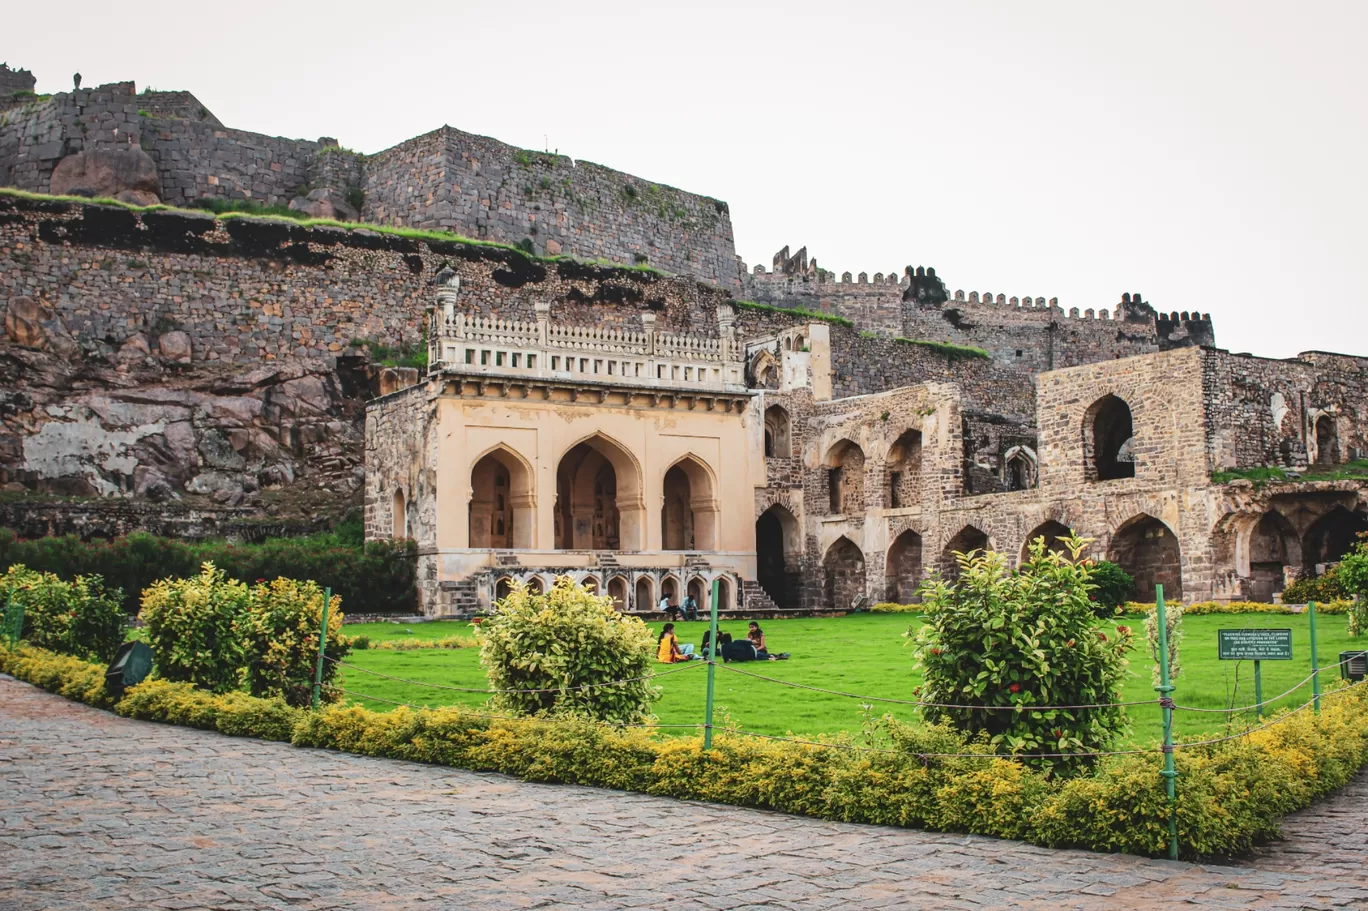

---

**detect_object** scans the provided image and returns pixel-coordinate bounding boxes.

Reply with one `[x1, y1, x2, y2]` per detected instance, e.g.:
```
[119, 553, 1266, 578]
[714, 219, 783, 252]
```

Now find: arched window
[607, 576, 628, 611]
[633, 576, 653, 612]
[392, 489, 406, 539]
[1314, 415, 1339, 467]
[825, 440, 865, 515]
[1004, 446, 1037, 491]
[494, 576, 514, 604]
[886, 430, 922, 508]
[1085, 395, 1136, 481]
[764, 405, 792, 458]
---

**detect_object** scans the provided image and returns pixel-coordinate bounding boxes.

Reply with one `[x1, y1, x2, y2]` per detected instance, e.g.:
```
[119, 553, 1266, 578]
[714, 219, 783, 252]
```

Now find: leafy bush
[1086, 560, 1134, 617]
[1282, 567, 1349, 604]
[242, 578, 348, 706]
[2, 564, 126, 662]
[869, 602, 919, 614]
[140, 563, 249, 693]
[911, 537, 1134, 770]
[0, 528, 417, 615]
[8, 641, 1368, 859]
[1337, 540, 1368, 603]
[1124, 599, 1353, 616]
[373, 635, 476, 650]
[479, 577, 659, 724]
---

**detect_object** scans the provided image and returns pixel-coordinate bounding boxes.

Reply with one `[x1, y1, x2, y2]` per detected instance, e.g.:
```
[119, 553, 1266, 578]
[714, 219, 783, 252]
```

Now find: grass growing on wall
[0, 188, 665, 277]
[732, 299, 854, 327]
[1211, 459, 1368, 486]
[893, 337, 990, 360]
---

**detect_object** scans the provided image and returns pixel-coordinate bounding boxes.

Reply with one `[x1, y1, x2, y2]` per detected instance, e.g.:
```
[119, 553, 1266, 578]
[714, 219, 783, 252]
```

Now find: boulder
[49, 148, 162, 206]
[378, 367, 421, 396]
[117, 333, 150, 362]
[132, 465, 176, 502]
[4, 296, 77, 355]
[288, 187, 359, 223]
[157, 330, 193, 363]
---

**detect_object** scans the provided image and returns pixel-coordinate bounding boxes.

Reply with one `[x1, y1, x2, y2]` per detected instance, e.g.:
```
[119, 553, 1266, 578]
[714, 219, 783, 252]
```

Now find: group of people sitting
[658, 594, 699, 622]
[656, 621, 790, 663]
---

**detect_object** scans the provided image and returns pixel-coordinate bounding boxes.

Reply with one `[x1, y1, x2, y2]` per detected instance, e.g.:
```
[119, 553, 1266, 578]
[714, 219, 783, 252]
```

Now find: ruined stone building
[1, 67, 1364, 614]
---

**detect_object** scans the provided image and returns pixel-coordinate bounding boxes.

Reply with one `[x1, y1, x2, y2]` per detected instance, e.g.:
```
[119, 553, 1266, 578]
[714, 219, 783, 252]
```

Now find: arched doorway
[661, 576, 680, 610]
[756, 504, 800, 608]
[941, 525, 989, 578]
[885, 530, 923, 604]
[660, 456, 718, 551]
[1246, 511, 1299, 602]
[494, 576, 514, 604]
[607, 576, 628, 611]
[392, 489, 406, 539]
[554, 435, 642, 550]
[716, 576, 734, 611]
[1108, 515, 1182, 602]
[1314, 415, 1339, 467]
[581, 575, 599, 595]
[1021, 520, 1073, 562]
[526, 576, 545, 595]
[469, 447, 534, 549]
[825, 439, 866, 515]
[823, 536, 866, 610]
[764, 405, 792, 458]
[886, 430, 922, 508]
[1086, 395, 1136, 481]
[634, 576, 653, 612]
[1303, 506, 1368, 573]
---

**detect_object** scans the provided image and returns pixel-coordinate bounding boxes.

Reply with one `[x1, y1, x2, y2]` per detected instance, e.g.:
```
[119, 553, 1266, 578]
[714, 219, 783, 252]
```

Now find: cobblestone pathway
[1, 676, 1365, 911]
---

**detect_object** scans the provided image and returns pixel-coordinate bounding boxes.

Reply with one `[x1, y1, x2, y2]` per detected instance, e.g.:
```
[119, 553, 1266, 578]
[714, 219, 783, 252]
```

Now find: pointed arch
[824, 439, 866, 515]
[633, 575, 654, 612]
[1084, 395, 1136, 481]
[1314, 414, 1340, 467]
[493, 576, 515, 604]
[823, 536, 866, 610]
[660, 574, 681, 610]
[392, 488, 407, 539]
[885, 529, 923, 604]
[469, 443, 535, 549]
[661, 454, 719, 551]
[764, 405, 792, 458]
[756, 503, 801, 608]
[1107, 514, 1182, 602]
[941, 525, 989, 578]
[607, 575, 628, 611]
[554, 432, 644, 550]
[1303, 506, 1368, 573]
[1021, 519, 1073, 563]
[886, 429, 923, 507]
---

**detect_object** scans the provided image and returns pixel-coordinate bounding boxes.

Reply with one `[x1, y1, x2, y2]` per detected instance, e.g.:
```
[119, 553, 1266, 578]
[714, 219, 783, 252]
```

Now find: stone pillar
[535, 299, 550, 347]
[511, 493, 536, 550]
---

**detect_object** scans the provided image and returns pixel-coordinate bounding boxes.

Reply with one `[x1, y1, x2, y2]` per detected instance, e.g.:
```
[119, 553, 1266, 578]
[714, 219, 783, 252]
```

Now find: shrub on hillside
[0, 528, 417, 615]
[141, 563, 249, 692]
[911, 536, 1133, 771]
[242, 578, 349, 706]
[2, 564, 126, 662]
[479, 577, 659, 724]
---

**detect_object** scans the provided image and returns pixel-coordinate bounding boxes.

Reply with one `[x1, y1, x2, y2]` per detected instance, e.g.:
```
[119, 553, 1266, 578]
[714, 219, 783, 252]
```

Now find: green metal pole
[703, 579, 721, 750]
[1253, 660, 1263, 720]
[312, 586, 333, 711]
[1309, 600, 1321, 714]
[1154, 583, 1180, 861]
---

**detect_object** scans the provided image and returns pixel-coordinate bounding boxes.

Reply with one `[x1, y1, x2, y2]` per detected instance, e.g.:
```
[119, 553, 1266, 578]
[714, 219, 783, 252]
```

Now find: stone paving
[1, 675, 1365, 911]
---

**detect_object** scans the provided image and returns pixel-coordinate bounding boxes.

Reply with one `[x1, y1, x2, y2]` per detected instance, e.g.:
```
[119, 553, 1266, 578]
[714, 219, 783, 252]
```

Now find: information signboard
[1217, 628, 1293, 661]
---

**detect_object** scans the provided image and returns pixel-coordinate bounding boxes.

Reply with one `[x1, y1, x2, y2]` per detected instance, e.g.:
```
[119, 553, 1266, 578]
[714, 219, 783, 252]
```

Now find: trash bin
[105, 641, 154, 697]
[1340, 651, 1368, 682]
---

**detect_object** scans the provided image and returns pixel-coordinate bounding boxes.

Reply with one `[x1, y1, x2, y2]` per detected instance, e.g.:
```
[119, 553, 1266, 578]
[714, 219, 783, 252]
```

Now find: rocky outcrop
[288, 187, 359, 222]
[48, 148, 162, 205]
[0, 340, 386, 522]
[4, 297, 77, 356]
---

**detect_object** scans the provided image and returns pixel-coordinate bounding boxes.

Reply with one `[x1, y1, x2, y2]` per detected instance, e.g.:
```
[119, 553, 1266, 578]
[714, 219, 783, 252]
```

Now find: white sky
[9, 0, 1366, 358]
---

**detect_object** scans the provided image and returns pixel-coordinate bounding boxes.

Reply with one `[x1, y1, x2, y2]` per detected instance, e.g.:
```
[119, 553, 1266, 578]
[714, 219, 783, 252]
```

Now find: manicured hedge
[0, 528, 417, 615]
[6, 642, 1368, 860]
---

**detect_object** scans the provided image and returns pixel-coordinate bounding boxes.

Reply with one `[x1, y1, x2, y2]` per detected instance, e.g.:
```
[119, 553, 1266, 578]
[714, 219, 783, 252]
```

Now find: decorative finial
[73, 72, 82, 90]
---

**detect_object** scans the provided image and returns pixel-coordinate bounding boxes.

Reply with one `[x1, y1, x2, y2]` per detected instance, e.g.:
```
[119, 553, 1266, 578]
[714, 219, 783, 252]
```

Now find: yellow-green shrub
[0, 642, 115, 708]
[241, 577, 347, 706]
[1124, 599, 1353, 616]
[373, 635, 476, 650]
[116, 678, 301, 742]
[3, 564, 126, 662]
[140, 563, 249, 692]
[869, 602, 919, 614]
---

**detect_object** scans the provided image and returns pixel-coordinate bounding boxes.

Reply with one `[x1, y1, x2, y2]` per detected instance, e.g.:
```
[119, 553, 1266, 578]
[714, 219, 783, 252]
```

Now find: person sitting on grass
[745, 622, 789, 661]
[656, 623, 695, 662]
[720, 631, 759, 663]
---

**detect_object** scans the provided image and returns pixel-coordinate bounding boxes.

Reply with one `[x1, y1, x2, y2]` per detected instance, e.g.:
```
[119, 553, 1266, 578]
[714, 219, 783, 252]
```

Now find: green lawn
[340, 613, 1366, 744]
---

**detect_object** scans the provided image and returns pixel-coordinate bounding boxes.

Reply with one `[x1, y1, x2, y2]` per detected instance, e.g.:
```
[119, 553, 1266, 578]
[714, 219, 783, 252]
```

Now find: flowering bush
[241, 578, 348, 706]
[2, 564, 126, 662]
[479, 576, 659, 724]
[910, 536, 1133, 771]
[140, 563, 249, 692]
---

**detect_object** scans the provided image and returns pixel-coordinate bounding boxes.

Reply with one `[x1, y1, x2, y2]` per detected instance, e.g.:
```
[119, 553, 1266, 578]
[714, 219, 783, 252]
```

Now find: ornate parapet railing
[427, 275, 745, 392]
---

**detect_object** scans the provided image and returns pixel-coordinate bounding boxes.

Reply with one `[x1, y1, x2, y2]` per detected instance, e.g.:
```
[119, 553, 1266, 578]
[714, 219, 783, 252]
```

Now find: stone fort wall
[0, 76, 738, 287]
